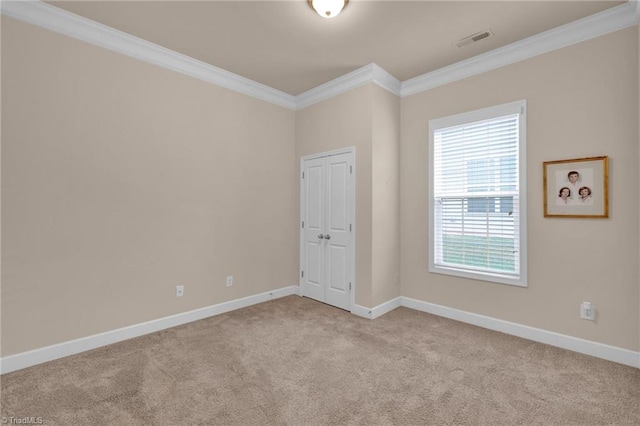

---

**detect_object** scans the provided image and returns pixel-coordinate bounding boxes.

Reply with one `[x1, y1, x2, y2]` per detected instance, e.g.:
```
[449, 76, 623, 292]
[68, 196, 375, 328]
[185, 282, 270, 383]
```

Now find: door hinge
[349, 282, 352, 290]
[350, 165, 352, 174]
[302, 171, 305, 179]
[301, 270, 304, 278]
[350, 224, 352, 232]
[302, 221, 304, 229]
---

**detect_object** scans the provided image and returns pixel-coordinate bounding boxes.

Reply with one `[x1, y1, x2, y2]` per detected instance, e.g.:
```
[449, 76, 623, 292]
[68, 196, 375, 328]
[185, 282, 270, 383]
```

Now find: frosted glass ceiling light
[308, 0, 348, 19]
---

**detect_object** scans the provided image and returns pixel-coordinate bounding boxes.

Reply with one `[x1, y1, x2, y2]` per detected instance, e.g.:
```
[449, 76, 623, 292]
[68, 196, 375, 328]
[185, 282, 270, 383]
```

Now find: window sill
[429, 264, 527, 287]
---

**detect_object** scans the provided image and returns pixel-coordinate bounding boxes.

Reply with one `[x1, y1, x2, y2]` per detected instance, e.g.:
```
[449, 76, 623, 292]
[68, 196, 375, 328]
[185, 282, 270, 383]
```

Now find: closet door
[301, 157, 326, 303]
[300, 150, 354, 311]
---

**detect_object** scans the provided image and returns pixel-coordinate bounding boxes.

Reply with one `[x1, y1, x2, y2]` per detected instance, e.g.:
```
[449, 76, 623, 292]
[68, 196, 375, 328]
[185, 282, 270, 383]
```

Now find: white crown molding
[0, 0, 297, 110]
[400, 297, 640, 369]
[295, 63, 401, 110]
[3, 1, 636, 108]
[401, 1, 638, 98]
[370, 64, 402, 98]
[0, 285, 300, 374]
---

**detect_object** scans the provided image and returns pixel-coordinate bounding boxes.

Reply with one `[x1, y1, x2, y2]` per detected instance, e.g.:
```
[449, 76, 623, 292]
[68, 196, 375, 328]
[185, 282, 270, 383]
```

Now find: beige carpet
[2, 295, 639, 425]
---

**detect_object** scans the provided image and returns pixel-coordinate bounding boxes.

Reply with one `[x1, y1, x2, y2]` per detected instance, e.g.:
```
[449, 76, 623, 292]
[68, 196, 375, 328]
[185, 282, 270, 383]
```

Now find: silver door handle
[324, 234, 331, 240]
[317, 234, 324, 239]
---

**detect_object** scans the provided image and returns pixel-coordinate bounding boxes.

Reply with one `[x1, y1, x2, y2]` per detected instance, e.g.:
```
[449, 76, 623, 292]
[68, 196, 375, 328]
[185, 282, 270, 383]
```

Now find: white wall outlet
[176, 285, 184, 297]
[226, 276, 233, 287]
[580, 301, 595, 320]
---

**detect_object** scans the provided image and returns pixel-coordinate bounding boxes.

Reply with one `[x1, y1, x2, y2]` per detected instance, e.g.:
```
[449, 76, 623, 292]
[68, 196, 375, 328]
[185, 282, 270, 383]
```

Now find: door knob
[324, 234, 331, 240]
[317, 234, 324, 239]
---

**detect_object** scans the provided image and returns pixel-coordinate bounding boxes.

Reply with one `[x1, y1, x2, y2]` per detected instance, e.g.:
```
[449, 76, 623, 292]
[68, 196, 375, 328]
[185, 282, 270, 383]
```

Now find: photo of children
[555, 169, 594, 206]
[543, 156, 608, 218]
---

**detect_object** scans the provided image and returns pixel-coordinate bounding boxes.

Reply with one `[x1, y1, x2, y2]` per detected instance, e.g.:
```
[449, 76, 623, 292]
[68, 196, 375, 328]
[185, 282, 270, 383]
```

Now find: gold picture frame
[543, 156, 608, 218]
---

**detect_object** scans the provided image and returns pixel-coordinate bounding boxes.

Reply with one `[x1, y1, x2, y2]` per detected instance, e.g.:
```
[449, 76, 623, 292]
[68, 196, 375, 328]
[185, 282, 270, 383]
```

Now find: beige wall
[295, 85, 374, 307]
[2, 14, 639, 359]
[1, 17, 298, 356]
[401, 27, 639, 351]
[371, 85, 401, 307]
[295, 84, 401, 309]
[0, 15, 3, 358]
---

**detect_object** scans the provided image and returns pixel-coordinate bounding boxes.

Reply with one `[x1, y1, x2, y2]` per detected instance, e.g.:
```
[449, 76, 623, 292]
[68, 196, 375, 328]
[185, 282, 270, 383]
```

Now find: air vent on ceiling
[456, 29, 494, 48]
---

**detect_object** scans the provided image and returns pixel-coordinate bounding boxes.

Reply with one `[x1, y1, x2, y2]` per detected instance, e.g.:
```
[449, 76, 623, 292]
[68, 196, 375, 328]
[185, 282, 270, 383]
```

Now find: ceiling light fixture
[308, 0, 349, 19]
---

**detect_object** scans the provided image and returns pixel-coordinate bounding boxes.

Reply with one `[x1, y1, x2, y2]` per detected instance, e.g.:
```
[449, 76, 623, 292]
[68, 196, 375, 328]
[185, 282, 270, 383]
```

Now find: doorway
[300, 148, 355, 311]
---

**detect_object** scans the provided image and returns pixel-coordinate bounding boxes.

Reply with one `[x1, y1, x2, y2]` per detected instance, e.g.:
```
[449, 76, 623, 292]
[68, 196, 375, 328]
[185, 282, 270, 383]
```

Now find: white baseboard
[0, 285, 300, 374]
[351, 304, 372, 319]
[401, 296, 640, 369]
[371, 296, 402, 319]
[351, 297, 402, 319]
[3, 287, 636, 373]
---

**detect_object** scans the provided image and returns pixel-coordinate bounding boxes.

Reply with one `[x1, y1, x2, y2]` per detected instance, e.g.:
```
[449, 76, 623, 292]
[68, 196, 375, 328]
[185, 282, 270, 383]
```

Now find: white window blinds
[430, 101, 526, 286]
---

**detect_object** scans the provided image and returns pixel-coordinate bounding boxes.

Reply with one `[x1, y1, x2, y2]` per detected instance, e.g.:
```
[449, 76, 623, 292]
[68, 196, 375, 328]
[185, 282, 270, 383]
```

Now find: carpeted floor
[2, 295, 639, 425]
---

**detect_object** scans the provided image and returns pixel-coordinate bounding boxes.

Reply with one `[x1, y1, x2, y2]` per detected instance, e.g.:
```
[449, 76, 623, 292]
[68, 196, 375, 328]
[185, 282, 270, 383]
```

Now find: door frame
[299, 147, 356, 312]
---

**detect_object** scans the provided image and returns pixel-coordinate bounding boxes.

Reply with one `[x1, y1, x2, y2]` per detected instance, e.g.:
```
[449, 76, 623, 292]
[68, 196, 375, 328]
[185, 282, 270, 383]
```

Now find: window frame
[428, 100, 527, 287]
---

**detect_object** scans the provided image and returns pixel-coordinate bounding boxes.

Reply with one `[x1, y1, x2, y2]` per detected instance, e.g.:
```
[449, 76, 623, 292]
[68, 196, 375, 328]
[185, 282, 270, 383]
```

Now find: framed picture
[543, 156, 608, 218]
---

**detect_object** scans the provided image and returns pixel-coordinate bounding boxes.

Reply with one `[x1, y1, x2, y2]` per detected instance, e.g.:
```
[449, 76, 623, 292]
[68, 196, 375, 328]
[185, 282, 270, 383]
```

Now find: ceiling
[48, 1, 625, 95]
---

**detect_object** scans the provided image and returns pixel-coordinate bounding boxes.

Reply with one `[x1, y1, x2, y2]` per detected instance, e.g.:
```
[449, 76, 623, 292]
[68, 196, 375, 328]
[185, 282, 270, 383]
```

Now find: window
[429, 101, 527, 287]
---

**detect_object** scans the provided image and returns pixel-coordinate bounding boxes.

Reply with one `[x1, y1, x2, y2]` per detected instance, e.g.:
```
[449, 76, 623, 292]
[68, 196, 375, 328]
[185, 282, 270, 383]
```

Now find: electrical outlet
[580, 302, 595, 320]
[226, 276, 233, 287]
[176, 285, 184, 297]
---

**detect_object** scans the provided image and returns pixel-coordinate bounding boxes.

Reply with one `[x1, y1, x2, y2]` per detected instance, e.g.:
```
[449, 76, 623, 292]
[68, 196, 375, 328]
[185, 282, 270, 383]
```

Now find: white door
[300, 149, 354, 311]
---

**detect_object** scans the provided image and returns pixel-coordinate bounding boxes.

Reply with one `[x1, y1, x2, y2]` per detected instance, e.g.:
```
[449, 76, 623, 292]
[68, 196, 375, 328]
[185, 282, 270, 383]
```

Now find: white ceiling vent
[456, 29, 494, 48]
